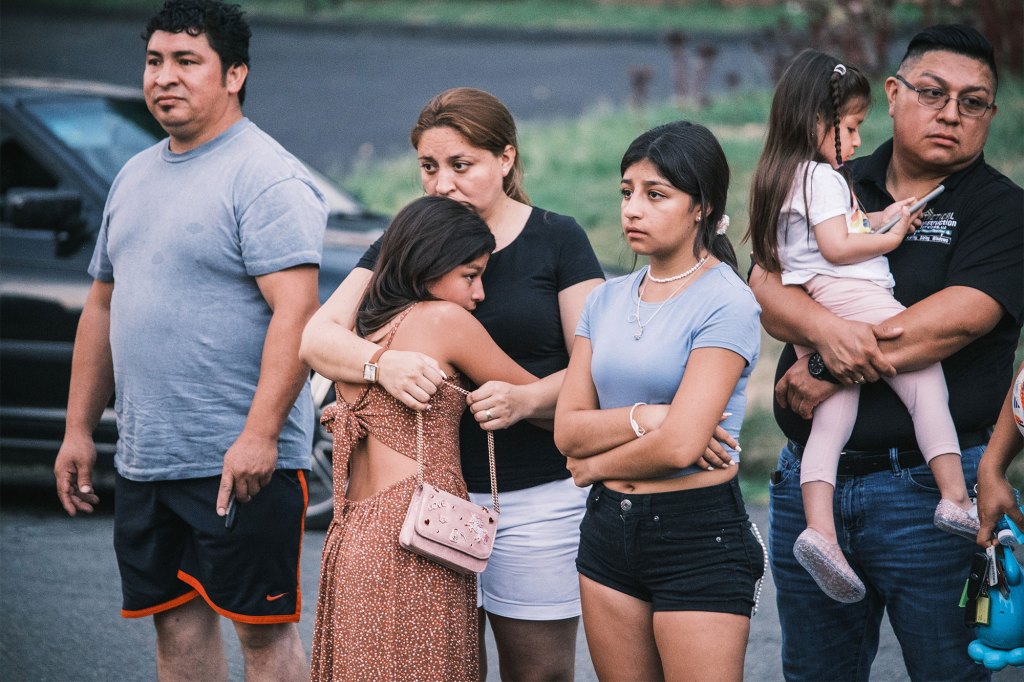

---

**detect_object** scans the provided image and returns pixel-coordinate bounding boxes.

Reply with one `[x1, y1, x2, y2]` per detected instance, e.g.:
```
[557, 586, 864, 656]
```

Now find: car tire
[306, 372, 336, 529]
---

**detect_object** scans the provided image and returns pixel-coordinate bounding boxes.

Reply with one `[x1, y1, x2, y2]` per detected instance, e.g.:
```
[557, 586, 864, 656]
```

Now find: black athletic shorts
[114, 470, 308, 624]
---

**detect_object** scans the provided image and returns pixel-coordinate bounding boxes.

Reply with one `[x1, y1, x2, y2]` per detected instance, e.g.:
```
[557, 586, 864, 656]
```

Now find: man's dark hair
[143, 0, 251, 105]
[900, 24, 998, 91]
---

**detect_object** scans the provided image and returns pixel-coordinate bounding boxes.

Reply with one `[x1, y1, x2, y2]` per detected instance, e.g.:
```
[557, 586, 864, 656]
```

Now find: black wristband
[807, 352, 841, 384]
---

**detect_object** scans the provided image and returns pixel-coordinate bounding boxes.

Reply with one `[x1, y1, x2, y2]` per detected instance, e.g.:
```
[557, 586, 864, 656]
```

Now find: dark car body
[0, 78, 384, 523]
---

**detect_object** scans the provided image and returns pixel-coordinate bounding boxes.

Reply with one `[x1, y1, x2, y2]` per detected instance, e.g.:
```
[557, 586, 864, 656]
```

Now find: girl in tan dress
[310, 196, 535, 682]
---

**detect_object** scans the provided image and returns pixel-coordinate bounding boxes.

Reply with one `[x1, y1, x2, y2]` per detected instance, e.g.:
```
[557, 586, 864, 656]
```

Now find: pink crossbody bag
[399, 383, 499, 575]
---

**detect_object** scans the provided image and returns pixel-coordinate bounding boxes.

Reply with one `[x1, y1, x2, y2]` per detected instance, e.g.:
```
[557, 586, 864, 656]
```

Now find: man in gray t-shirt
[53, 2, 326, 679]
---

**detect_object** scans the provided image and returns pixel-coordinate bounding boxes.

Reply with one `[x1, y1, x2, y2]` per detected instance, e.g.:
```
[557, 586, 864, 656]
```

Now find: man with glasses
[751, 24, 1022, 680]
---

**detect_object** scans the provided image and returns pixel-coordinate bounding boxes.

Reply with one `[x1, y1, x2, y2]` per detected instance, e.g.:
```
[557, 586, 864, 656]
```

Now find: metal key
[986, 545, 999, 587]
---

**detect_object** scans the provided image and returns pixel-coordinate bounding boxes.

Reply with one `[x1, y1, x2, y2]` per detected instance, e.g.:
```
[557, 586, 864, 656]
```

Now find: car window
[1, 135, 59, 193]
[23, 91, 367, 220]
[24, 96, 164, 186]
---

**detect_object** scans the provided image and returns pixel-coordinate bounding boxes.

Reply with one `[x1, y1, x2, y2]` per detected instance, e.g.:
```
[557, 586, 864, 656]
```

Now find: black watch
[807, 352, 841, 384]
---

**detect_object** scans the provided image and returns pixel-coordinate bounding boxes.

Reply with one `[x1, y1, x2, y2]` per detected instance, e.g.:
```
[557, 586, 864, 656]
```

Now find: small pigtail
[830, 64, 846, 169]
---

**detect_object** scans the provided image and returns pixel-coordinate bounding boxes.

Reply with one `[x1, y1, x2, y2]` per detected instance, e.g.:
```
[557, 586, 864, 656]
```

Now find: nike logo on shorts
[265, 592, 288, 601]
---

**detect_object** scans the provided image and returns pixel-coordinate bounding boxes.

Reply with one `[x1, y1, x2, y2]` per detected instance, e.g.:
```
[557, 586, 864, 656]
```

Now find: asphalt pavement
[0, 472, 951, 682]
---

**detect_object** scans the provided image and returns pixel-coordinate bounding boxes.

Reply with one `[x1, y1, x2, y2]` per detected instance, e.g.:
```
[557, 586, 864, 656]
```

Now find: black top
[357, 207, 604, 491]
[774, 139, 1024, 449]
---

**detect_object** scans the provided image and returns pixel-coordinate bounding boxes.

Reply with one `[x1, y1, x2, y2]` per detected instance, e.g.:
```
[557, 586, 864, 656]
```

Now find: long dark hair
[411, 87, 529, 204]
[744, 49, 871, 272]
[621, 120, 737, 272]
[357, 196, 496, 336]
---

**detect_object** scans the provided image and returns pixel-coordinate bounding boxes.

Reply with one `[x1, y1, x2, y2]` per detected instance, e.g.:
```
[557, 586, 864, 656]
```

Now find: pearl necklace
[646, 256, 708, 283]
[628, 260, 707, 340]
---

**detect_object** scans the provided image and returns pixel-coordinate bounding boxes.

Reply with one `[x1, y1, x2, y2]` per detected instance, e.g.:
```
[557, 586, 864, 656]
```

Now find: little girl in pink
[745, 50, 977, 603]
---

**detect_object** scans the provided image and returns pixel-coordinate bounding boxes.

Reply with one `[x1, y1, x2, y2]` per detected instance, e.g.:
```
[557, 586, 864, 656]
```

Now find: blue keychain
[968, 505, 1024, 670]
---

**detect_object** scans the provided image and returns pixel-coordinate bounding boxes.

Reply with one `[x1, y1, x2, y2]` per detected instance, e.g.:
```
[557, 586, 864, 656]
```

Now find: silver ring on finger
[485, 409, 494, 420]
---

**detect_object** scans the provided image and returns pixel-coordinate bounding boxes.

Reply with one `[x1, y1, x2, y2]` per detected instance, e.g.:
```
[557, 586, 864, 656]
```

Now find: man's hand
[377, 350, 446, 411]
[776, 357, 843, 419]
[216, 430, 278, 515]
[816, 319, 902, 384]
[54, 434, 101, 516]
[976, 467, 1024, 548]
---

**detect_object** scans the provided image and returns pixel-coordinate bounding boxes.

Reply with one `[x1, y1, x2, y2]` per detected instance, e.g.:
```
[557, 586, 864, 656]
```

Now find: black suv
[0, 78, 383, 526]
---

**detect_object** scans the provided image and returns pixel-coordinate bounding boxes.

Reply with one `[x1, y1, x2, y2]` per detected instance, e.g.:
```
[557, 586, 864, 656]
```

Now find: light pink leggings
[797, 275, 961, 486]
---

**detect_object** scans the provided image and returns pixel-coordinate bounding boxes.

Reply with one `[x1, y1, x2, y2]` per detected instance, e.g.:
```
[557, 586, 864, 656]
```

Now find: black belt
[787, 429, 989, 477]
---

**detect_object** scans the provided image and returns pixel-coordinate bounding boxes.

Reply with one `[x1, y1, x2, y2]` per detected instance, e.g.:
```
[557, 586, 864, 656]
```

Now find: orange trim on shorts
[173, 471, 309, 626]
[296, 470, 308, 616]
[177, 570, 300, 625]
[121, 589, 199, 619]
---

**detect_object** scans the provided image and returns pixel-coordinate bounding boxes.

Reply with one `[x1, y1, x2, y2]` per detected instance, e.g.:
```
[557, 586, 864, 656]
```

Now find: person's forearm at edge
[978, 373, 1024, 481]
[975, 369, 1024, 545]
[299, 266, 376, 383]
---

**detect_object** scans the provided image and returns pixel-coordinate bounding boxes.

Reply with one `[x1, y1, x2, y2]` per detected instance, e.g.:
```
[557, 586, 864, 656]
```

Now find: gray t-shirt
[89, 118, 328, 481]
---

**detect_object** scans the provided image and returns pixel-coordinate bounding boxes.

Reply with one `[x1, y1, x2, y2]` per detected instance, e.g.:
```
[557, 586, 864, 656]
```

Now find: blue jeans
[769, 442, 989, 681]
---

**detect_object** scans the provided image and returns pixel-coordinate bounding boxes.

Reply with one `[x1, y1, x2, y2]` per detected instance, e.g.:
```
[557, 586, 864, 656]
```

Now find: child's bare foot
[934, 499, 979, 541]
[793, 528, 866, 603]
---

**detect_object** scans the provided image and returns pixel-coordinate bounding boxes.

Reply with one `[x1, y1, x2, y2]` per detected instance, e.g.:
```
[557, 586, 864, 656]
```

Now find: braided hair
[744, 50, 870, 272]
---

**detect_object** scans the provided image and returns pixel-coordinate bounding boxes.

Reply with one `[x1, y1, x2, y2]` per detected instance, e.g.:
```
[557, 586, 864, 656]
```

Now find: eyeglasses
[894, 75, 994, 118]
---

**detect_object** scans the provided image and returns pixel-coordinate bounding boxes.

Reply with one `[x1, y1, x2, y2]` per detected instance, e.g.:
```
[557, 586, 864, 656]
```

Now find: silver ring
[855, 376, 865, 384]
[485, 409, 494, 420]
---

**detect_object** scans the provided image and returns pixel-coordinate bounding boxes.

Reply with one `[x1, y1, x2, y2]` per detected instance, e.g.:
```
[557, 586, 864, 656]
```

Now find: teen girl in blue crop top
[554, 121, 765, 682]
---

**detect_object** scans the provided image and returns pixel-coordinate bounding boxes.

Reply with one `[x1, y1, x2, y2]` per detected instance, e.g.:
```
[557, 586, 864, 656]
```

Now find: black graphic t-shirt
[775, 139, 1024, 449]
[357, 207, 604, 491]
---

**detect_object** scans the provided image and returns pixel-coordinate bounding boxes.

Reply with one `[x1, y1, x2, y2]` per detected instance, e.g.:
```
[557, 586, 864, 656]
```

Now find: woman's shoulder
[396, 301, 486, 353]
[705, 264, 760, 310]
[526, 206, 585, 235]
[414, 300, 478, 327]
[585, 270, 638, 304]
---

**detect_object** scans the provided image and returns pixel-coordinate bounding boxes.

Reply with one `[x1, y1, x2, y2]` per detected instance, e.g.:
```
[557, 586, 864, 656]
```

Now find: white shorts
[469, 477, 590, 620]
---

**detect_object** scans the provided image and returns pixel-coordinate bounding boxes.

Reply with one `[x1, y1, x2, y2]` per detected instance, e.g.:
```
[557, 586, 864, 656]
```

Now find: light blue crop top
[576, 263, 761, 477]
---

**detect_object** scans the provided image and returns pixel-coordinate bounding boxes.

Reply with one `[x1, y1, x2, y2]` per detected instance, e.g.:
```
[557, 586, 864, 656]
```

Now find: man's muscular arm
[751, 266, 1002, 420]
[873, 286, 1003, 371]
[749, 265, 899, 383]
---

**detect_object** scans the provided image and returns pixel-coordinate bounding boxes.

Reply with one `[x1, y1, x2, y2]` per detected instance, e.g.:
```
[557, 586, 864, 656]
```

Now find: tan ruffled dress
[311, 312, 479, 682]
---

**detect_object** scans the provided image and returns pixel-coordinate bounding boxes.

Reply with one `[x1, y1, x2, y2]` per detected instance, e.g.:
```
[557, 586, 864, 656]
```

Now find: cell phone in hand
[225, 493, 237, 530]
[876, 184, 944, 234]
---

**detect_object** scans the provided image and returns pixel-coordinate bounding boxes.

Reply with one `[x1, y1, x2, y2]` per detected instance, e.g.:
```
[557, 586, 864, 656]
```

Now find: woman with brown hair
[301, 87, 604, 679]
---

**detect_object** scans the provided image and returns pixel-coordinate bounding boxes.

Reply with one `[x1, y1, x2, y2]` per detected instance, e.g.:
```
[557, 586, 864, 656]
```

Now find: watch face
[363, 363, 377, 383]
[808, 354, 823, 378]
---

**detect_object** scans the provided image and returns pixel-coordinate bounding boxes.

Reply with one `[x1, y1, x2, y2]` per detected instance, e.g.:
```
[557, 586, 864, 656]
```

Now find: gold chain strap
[415, 381, 499, 514]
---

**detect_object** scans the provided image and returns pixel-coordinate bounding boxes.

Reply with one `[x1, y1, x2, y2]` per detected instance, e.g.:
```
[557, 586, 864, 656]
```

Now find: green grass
[343, 79, 1024, 497]
[345, 78, 1023, 272]
[34, 0, 930, 34]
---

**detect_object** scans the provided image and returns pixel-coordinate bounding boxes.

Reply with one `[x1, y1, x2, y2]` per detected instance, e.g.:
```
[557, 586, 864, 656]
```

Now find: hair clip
[716, 214, 730, 235]
[833, 64, 847, 76]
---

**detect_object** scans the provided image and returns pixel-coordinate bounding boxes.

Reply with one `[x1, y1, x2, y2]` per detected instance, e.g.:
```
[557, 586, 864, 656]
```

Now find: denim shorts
[576, 478, 764, 616]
